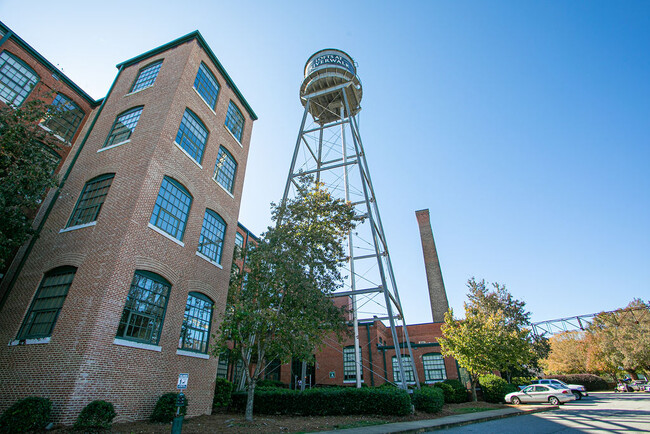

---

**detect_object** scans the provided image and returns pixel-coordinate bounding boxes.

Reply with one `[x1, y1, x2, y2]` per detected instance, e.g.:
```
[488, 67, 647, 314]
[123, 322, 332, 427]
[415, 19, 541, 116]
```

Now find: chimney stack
[415, 209, 449, 323]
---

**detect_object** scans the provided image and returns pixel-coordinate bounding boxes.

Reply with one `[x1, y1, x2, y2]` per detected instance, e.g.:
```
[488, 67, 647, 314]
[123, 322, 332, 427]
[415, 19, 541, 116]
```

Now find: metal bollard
[171, 392, 185, 434]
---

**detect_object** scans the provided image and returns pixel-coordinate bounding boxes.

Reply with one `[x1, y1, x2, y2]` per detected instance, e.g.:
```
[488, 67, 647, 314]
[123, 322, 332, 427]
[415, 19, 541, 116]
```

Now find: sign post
[171, 374, 188, 434]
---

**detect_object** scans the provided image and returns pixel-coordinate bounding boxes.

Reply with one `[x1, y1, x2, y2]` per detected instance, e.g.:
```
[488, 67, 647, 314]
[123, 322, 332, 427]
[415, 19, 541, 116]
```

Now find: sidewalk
[314, 405, 558, 434]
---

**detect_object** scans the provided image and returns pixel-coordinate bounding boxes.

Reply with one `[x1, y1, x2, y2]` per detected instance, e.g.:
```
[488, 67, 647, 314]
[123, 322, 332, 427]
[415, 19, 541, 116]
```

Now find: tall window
[193, 62, 219, 109]
[234, 232, 244, 255]
[179, 292, 214, 353]
[224, 101, 244, 142]
[197, 209, 226, 264]
[392, 355, 415, 383]
[17, 267, 76, 339]
[175, 109, 208, 164]
[44, 94, 85, 142]
[0, 51, 39, 106]
[216, 352, 229, 378]
[130, 60, 162, 93]
[104, 106, 143, 147]
[214, 146, 237, 193]
[422, 353, 447, 382]
[66, 174, 114, 228]
[150, 177, 192, 241]
[343, 346, 363, 382]
[116, 271, 171, 345]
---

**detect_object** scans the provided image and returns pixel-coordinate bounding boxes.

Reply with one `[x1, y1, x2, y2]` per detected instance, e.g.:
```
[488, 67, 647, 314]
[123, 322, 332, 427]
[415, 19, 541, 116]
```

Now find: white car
[506, 384, 577, 405]
[532, 379, 588, 400]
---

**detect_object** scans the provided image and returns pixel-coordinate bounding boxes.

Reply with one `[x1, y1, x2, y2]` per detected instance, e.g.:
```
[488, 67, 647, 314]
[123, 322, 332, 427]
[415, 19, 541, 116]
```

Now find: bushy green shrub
[511, 376, 537, 387]
[442, 379, 468, 403]
[433, 382, 454, 403]
[150, 393, 188, 423]
[479, 374, 519, 403]
[544, 374, 608, 391]
[74, 400, 116, 430]
[0, 396, 51, 433]
[256, 379, 288, 388]
[412, 387, 444, 413]
[213, 378, 233, 408]
[230, 387, 411, 416]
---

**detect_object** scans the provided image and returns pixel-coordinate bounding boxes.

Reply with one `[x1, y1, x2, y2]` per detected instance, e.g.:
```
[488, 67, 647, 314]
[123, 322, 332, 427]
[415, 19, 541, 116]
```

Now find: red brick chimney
[415, 209, 449, 323]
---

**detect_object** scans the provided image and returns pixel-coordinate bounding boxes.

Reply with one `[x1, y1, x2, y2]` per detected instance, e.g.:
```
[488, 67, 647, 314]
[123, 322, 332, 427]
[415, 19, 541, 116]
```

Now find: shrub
[479, 374, 519, 403]
[442, 379, 468, 403]
[511, 376, 537, 387]
[150, 393, 188, 423]
[433, 382, 454, 404]
[256, 379, 288, 388]
[213, 378, 233, 408]
[0, 396, 51, 433]
[544, 374, 609, 391]
[412, 387, 444, 413]
[74, 400, 116, 430]
[230, 387, 411, 416]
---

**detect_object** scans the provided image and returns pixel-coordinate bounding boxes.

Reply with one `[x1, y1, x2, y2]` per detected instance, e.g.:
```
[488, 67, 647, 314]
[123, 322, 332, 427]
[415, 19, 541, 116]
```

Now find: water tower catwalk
[281, 49, 418, 389]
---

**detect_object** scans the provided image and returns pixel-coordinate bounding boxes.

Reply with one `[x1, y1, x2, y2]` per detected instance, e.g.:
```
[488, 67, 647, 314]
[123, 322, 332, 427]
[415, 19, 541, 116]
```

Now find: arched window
[0, 51, 39, 106]
[197, 209, 226, 264]
[214, 146, 237, 193]
[422, 353, 447, 383]
[150, 177, 192, 241]
[224, 101, 244, 142]
[179, 292, 214, 353]
[175, 108, 208, 164]
[194, 62, 220, 109]
[66, 174, 115, 228]
[104, 106, 143, 147]
[44, 93, 85, 142]
[130, 60, 162, 93]
[17, 266, 76, 339]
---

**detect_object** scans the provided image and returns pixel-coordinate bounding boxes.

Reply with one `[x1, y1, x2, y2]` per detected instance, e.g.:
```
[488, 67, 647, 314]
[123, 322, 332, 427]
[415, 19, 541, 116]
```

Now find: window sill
[124, 85, 153, 97]
[173, 141, 203, 169]
[343, 380, 365, 383]
[113, 338, 161, 352]
[196, 251, 223, 269]
[193, 88, 217, 115]
[148, 223, 185, 247]
[9, 337, 51, 346]
[212, 177, 235, 198]
[176, 349, 210, 359]
[60, 221, 97, 233]
[223, 124, 243, 148]
[39, 124, 70, 146]
[98, 139, 130, 153]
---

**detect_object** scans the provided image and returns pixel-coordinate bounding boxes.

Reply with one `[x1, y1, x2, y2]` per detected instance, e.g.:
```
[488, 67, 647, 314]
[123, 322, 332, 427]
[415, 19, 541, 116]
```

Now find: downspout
[382, 346, 387, 384]
[365, 323, 374, 386]
[0, 65, 124, 311]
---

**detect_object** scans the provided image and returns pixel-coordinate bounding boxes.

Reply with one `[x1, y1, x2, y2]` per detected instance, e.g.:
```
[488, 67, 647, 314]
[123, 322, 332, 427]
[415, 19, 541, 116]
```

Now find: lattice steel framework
[281, 50, 418, 389]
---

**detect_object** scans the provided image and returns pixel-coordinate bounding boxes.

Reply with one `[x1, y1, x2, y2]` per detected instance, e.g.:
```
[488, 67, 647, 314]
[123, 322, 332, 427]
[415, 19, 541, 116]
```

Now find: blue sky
[2, 1, 648, 325]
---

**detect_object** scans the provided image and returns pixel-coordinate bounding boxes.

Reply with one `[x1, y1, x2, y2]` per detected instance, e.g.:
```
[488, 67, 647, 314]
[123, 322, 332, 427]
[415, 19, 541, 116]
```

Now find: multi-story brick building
[0, 22, 256, 423]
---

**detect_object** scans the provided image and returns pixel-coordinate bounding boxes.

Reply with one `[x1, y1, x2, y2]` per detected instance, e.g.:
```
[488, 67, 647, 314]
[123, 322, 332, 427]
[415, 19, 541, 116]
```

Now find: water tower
[281, 49, 418, 389]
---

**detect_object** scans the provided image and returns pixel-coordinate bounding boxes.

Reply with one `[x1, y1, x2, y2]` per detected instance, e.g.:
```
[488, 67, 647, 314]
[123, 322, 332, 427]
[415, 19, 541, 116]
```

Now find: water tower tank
[300, 49, 362, 124]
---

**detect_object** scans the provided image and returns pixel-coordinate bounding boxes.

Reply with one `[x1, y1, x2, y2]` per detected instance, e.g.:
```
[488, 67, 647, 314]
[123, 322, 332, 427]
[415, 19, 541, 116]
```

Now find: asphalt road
[439, 392, 650, 433]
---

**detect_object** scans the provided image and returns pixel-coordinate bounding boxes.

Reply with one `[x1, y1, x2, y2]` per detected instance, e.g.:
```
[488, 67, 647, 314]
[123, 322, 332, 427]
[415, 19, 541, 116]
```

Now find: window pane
[44, 94, 85, 142]
[0, 51, 39, 106]
[179, 292, 213, 353]
[130, 61, 162, 93]
[217, 353, 229, 378]
[150, 177, 192, 240]
[198, 209, 226, 263]
[194, 63, 219, 109]
[18, 267, 76, 339]
[104, 107, 143, 147]
[423, 353, 447, 382]
[392, 355, 415, 383]
[224, 101, 244, 142]
[214, 146, 237, 193]
[175, 109, 208, 164]
[343, 346, 363, 381]
[67, 174, 114, 227]
[116, 271, 171, 344]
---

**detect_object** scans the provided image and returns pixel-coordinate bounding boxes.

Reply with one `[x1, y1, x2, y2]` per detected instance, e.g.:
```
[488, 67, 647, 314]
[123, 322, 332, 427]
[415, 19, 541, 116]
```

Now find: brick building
[0, 22, 256, 424]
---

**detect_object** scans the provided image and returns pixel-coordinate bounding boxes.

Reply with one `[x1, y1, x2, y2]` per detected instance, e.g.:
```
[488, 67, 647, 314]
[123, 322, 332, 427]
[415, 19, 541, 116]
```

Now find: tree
[214, 178, 361, 421]
[439, 278, 535, 401]
[0, 99, 61, 269]
[541, 331, 588, 374]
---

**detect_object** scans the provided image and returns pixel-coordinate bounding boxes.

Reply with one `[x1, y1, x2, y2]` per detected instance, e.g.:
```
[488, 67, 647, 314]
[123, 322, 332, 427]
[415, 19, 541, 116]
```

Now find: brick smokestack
[415, 209, 449, 323]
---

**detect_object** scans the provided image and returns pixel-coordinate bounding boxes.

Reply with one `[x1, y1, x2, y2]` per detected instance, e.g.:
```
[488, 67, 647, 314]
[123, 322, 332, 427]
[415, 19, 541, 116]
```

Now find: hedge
[74, 400, 116, 430]
[150, 393, 188, 423]
[0, 396, 51, 433]
[412, 387, 444, 413]
[544, 374, 609, 391]
[230, 387, 411, 416]
[213, 378, 233, 408]
[256, 379, 288, 388]
[441, 379, 468, 403]
[479, 374, 519, 403]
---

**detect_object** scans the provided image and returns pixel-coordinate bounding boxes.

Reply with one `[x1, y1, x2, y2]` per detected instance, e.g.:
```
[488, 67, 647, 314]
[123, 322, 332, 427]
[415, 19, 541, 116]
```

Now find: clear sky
[2, 1, 648, 325]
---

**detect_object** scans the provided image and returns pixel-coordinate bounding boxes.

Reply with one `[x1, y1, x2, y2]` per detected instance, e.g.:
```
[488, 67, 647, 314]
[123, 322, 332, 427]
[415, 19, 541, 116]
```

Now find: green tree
[0, 99, 61, 269]
[214, 178, 361, 421]
[541, 331, 588, 374]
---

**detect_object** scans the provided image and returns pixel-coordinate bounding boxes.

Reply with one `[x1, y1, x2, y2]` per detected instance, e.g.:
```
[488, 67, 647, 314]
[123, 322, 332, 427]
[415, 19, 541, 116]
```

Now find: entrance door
[291, 358, 315, 389]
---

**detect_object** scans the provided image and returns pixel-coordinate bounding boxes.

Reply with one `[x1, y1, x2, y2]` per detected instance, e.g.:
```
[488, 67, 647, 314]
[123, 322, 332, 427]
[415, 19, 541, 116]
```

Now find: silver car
[506, 384, 577, 405]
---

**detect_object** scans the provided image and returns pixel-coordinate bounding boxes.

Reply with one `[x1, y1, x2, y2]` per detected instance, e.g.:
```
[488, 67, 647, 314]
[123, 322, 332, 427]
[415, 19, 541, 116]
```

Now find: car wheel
[511, 397, 521, 405]
[549, 396, 560, 406]
[573, 391, 582, 400]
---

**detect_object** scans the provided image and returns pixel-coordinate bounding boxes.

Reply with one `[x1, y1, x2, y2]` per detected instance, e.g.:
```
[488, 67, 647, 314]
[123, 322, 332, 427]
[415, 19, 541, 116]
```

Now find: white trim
[173, 141, 203, 169]
[124, 85, 153, 97]
[9, 337, 51, 346]
[195, 251, 223, 269]
[223, 124, 243, 148]
[343, 380, 365, 384]
[59, 221, 97, 233]
[148, 223, 185, 247]
[98, 140, 130, 153]
[212, 177, 235, 198]
[39, 123, 69, 145]
[193, 88, 217, 115]
[176, 349, 210, 359]
[113, 338, 161, 352]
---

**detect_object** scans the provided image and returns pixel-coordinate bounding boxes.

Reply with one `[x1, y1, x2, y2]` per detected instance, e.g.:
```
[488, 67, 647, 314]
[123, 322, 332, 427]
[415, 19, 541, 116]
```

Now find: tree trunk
[470, 377, 478, 402]
[245, 381, 256, 421]
[300, 361, 307, 392]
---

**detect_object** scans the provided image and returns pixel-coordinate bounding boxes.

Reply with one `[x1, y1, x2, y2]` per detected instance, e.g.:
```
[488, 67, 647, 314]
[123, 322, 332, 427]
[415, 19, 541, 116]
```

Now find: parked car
[629, 380, 648, 392]
[506, 384, 576, 405]
[531, 379, 589, 400]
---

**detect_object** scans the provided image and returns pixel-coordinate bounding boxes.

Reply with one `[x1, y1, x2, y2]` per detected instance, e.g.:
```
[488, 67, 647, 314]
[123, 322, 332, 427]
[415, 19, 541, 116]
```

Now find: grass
[452, 407, 496, 414]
